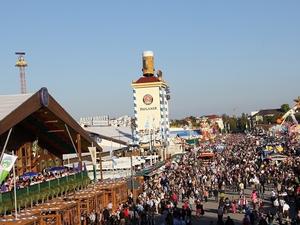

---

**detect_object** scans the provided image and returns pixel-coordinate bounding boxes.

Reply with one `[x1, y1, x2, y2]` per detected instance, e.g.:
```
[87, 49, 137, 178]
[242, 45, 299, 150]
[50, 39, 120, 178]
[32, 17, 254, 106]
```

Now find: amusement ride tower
[15, 52, 28, 94]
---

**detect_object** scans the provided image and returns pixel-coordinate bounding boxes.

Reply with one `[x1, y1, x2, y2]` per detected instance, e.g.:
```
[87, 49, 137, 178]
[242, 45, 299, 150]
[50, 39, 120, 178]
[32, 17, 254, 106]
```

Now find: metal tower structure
[15, 52, 28, 94]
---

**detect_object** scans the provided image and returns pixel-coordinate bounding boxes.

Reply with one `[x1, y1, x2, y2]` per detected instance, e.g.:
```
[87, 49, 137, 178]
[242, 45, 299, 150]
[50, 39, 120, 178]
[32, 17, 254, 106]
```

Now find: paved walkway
[155, 188, 271, 225]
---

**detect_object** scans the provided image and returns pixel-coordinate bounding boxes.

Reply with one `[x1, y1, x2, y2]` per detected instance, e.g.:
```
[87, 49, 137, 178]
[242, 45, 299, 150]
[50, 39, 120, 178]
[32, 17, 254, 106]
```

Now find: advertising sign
[0, 153, 18, 184]
[88, 147, 97, 165]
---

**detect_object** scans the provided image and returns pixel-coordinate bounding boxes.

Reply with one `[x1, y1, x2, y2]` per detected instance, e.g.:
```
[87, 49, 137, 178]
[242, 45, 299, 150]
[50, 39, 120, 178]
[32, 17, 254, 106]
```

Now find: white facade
[132, 83, 170, 145]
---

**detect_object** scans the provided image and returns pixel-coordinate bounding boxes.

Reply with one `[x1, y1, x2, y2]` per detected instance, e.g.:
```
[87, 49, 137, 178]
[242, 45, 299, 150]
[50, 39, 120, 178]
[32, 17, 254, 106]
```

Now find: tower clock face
[143, 94, 153, 105]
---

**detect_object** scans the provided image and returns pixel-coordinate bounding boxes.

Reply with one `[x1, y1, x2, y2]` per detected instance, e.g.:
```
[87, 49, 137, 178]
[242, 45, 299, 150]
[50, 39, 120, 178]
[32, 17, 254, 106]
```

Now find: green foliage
[170, 119, 189, 128]
[281, 104, 290, 113]
[228, 117, 238, 133]
[263, 115, 275, 124]
[238, 113, 249, 131]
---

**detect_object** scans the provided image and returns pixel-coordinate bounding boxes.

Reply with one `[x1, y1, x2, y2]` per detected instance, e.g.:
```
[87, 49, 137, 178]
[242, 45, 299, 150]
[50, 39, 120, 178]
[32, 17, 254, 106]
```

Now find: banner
[0, 153, 18, 184]
[111, 156, 117, 168]
[88, 147, 97, 165]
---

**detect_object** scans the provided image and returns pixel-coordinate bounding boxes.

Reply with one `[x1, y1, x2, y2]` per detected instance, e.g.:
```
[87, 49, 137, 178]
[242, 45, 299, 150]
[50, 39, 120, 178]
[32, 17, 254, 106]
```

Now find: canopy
[20, 171, 39, 179]
[199, 152, 215, 158]
[47, 166, 66, 172]
[268, 154, 288, 161]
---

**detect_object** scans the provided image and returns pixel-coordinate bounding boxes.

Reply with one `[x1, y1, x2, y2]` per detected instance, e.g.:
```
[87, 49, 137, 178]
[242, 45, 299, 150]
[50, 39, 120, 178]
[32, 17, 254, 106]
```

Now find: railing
[135, 160, 165, 177]
[0, 171, 90, 214]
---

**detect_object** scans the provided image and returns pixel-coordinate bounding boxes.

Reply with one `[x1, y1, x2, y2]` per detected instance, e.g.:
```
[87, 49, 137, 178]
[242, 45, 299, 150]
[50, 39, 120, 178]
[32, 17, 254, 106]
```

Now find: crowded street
[108, 130, 300, 225]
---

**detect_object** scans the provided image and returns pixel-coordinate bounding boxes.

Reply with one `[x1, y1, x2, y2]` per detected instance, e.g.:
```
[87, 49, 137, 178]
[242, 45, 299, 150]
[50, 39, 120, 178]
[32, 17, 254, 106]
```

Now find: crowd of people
[0, 167, 77, 193]
[1, 128, 299, 225]
[97, 128, 300, 225]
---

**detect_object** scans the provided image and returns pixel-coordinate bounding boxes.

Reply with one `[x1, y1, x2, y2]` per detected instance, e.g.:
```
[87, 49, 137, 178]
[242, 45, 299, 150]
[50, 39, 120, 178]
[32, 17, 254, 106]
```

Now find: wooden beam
[62, 151, 110, 165]
[47, 129, 65, 133]
[48, 95, 102, 152]
[45, 120, 59, 123]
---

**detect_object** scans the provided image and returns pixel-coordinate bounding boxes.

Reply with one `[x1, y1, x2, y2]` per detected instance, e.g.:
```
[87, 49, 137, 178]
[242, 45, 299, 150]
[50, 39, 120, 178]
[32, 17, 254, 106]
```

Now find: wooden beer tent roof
[0, 87, 102, 157]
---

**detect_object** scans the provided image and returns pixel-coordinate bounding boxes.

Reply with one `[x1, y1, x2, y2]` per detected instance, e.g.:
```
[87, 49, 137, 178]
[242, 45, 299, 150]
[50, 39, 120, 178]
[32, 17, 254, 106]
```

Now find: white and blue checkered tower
[131, 51, 170, 148]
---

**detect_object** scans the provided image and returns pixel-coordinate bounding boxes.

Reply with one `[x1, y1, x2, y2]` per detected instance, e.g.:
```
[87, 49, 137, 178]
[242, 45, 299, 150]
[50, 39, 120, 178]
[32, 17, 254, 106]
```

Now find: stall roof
[84, 126, 132, 146]
[0, 88, 102, 157]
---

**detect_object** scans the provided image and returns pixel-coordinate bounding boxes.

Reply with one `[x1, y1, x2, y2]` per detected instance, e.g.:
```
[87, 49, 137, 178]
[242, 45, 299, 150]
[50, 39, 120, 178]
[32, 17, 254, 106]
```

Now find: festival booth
[0, 214, 40, 225]
[268, 153, 288, 162]
[199, 152, 215, 159]
[127, 177, 144, 199]
[0, 199, 79, 225]
[37, 200, 79, 225]
[66, 190, 98, 225]
[94, 180, 128, 211]
[65, 180, 129, 224]
[110, 181, 128, 209]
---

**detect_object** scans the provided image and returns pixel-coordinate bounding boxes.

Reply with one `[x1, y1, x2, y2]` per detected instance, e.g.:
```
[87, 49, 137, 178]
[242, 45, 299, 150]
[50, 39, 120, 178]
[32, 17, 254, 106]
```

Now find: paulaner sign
[140, 107, 157, 111]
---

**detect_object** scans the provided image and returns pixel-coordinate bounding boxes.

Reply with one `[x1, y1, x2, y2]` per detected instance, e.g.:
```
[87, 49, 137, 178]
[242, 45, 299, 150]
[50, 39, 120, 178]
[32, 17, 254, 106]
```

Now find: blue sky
[0, 1, 299, 119]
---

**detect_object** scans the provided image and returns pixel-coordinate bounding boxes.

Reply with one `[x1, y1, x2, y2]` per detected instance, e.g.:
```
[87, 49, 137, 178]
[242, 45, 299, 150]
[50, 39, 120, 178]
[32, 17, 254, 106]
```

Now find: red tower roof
[134, 76, 160, 84]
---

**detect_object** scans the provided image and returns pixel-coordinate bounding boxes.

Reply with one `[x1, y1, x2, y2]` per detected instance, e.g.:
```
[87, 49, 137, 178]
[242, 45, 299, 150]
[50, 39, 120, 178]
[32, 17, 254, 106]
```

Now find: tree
[238, 113, 249, 131]
[264, 115, 275, 124]
[281, 104, 290, 113]
[221, 114, 230, 133]
[228, 117, 238, 133]
[170, 119, 189, 128]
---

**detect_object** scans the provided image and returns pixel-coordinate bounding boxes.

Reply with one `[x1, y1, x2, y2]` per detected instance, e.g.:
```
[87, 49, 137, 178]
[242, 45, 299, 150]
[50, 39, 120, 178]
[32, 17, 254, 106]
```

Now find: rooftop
[0, 93, 33, 121]
[134, 76, 160, 84]
[255, 109, 282, 116]
[84, 125, 133, 146]
[0, 88, 102, 156]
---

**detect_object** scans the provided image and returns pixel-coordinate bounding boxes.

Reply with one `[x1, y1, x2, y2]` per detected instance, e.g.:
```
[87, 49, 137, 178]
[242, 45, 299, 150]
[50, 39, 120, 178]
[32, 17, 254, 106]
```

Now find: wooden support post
[112, 188, 116, 211]
[77, 134, 82, 171]
[77, 202, 81, 225]
[99, 152, 103, 181]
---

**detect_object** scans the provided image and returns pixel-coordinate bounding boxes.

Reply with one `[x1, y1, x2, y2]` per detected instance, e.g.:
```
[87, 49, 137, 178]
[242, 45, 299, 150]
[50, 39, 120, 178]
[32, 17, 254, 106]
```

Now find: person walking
[214, 188, 219, 203]
[218, 206, 224, 222]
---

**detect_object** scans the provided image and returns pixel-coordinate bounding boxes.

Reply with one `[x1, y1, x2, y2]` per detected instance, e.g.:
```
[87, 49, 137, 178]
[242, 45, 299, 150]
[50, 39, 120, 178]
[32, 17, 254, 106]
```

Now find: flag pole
[0, 128, 13, 162]
[92, 143, 96, 183]
[88, 144, 97, 183]
[12, 150, 18, 220]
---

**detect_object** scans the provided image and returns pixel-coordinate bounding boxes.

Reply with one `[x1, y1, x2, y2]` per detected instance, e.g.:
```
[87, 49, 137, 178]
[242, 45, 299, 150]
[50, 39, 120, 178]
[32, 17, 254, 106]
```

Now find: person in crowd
[225, 216, 235, 225]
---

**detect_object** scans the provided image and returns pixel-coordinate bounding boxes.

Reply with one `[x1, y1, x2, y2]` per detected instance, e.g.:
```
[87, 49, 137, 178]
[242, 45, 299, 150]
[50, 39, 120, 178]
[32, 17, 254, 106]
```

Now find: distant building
[79, 115, 110, 127]
[79, 115, 133, 153]
[252, 109, 282, 124]
[79, 115, 132, 128]
[205, 115, 225, 131]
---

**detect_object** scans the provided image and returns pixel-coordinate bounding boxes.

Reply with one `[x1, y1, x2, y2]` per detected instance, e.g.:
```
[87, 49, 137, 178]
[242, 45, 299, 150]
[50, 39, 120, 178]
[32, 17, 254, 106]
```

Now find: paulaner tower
[131, 51, 170, 150]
